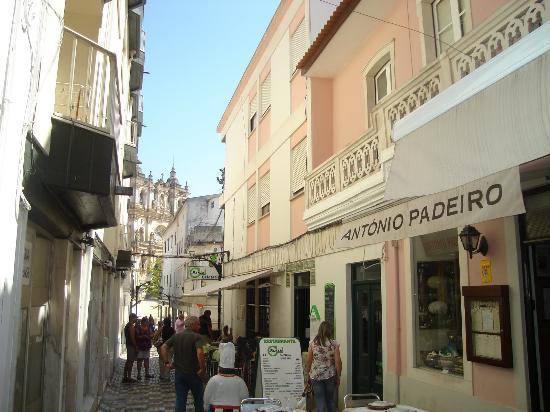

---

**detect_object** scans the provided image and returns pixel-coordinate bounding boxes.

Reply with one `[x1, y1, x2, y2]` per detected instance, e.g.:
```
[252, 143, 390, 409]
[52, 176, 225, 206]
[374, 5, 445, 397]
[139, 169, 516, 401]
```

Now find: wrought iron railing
[54, 27, 121, 132]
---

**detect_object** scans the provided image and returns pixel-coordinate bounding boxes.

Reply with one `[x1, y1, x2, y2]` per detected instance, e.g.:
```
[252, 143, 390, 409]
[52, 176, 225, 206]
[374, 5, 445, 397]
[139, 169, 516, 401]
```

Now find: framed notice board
[461, 285, 512, 368]
[325, 283, 335, 331]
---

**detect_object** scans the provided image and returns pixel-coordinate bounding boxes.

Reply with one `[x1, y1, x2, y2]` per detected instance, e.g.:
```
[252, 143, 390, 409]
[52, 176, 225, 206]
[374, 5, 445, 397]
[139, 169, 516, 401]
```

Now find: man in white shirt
[204, 342, 249, 411]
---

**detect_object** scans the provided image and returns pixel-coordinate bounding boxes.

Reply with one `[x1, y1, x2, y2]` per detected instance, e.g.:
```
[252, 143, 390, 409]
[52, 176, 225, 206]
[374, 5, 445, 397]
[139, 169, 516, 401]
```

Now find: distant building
[162, 194, 224, 323]
[128, 165, 189, 286]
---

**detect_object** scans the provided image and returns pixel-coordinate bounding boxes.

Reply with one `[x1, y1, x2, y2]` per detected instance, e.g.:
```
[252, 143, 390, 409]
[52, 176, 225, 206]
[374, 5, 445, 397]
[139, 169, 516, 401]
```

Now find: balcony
[45, 27, 122, 230]
[304, 0, 547, 229]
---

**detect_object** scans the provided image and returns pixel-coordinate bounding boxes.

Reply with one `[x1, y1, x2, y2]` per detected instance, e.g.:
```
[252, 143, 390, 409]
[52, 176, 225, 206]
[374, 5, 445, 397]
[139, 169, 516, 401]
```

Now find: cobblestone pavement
[98, 352, 194, 412]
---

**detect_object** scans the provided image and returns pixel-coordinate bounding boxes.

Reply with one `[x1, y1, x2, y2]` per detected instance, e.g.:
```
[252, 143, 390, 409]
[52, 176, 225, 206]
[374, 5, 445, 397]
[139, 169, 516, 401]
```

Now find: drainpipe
[391, 240, 401, 403]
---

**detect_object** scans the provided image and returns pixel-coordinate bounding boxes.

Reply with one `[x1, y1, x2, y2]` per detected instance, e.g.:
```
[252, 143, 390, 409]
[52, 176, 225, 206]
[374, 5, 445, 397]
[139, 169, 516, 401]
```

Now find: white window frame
[260, 72, 271, 115]
[290, 18, 307, 76]
[247, 184, 257, 224]
[291, 137, 308, 196]
[433, 0, 466, 55]
[259, 172, 270, 217]
[249, 94, 258, 134]
[374, 62, 392, 104]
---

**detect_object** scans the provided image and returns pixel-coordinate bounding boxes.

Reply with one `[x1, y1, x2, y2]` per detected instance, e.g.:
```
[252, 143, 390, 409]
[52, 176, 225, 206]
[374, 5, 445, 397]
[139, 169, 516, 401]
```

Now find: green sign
[310, 304, 321, 321]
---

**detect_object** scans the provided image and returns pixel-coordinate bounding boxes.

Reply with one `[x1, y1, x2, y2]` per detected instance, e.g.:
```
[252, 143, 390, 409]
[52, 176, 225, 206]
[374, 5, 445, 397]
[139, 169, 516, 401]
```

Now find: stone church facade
[128, 165, 189, 283]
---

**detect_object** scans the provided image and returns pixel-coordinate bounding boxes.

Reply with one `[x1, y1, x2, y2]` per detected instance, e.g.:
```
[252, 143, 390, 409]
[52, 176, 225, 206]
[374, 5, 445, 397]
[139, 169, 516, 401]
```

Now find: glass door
[352, 262, 382, 396]
[294, 272, 310, 352]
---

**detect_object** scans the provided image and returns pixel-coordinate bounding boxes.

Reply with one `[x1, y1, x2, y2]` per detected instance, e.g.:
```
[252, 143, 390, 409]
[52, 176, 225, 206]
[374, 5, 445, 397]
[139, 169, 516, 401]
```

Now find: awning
[384, 22, 550, 200]
[183, 270, 272, 297]
[336, 168, 525, 249]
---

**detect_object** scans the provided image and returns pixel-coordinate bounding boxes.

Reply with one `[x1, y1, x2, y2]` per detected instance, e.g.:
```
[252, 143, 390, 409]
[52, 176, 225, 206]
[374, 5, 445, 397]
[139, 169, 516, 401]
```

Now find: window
[374, 62, 391, 103]
[246, 281, 256, 338]
[259, 173, 270, 217]
[259, 285, 270, 337]
[247, 184, 257, 224]
[413, 229, 463, 376]
[433, 0, 466, 54]
[291, 138, 307, 195]
[290, 19, 307, 75]
[249, 94, 258, 133]
[260, 73, 271, 114]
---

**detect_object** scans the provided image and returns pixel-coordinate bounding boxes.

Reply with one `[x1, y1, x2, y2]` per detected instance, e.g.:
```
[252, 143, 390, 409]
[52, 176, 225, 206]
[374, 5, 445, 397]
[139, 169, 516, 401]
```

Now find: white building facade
[0, 0, 146, 410]
[162, 194, 224, 325]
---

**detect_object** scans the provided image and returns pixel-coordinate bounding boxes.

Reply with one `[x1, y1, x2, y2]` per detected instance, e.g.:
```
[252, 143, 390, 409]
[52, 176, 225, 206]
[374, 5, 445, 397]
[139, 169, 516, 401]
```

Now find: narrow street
[98, 353, 193, 412]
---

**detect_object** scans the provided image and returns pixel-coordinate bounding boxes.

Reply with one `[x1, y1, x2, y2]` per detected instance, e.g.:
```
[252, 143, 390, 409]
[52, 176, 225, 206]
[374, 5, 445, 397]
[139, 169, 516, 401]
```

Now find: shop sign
[336, 168, 524, 249]
[257, 338, 304, 408]
[324, 283, 335, 331]
[188, 266, 218, 280]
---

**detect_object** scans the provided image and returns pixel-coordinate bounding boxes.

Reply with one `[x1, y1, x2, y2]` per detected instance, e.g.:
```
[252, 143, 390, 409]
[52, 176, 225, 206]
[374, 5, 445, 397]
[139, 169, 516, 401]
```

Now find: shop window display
[413, 229, 463, 376]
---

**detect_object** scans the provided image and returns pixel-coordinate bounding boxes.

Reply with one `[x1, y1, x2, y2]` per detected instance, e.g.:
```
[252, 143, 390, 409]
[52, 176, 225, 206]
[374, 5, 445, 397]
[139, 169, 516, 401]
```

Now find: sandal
[145, 374, 154, 379]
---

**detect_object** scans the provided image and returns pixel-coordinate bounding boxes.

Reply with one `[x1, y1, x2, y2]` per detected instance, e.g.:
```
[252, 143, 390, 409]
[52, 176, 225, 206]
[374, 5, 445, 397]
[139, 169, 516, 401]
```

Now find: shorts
[127, 345, 137, 361]
[137, 350, 150, 359]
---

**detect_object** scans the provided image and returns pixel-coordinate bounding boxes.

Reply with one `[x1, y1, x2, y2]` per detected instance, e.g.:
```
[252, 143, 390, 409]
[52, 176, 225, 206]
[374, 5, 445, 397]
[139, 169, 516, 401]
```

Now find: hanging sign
[188, 266, 218, 280]
[257, 338, 305, 408]
[336, 168, 524, 249]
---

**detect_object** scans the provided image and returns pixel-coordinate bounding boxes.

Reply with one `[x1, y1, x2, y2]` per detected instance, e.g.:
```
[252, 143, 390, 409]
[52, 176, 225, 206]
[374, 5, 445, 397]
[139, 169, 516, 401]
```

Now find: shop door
[294, 272, 310, 351]
[352, 263, 382, 396]
[529, 242, 550, 410]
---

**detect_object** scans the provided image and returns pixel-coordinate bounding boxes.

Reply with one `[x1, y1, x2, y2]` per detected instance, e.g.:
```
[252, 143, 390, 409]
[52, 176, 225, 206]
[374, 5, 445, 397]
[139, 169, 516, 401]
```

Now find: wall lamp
[459, 225, 488, 259]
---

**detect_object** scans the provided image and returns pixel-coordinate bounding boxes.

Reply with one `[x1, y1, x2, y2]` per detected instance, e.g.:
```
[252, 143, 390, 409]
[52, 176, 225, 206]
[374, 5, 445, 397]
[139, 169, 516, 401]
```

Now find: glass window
[433, 0, 466, 54]
[413, 229, 463, 376]
[374, 62, 391, 103]
[259, 286, 270, 337]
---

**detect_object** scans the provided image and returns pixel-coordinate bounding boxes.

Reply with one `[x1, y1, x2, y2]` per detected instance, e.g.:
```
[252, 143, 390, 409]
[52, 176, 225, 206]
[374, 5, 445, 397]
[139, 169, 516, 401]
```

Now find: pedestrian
[122, 313, 138, 383]
[203, 342, 249, 410]
[199, 310, 213, 343]
[149, 314, 155, 333]
[305, 321, 342, 412]
[175, 312, 185, 334]
[160, 315, 206, 412]
[221, 325, 233, 343]
[136, 316, 154, 380]
[158, 316, 175, 381]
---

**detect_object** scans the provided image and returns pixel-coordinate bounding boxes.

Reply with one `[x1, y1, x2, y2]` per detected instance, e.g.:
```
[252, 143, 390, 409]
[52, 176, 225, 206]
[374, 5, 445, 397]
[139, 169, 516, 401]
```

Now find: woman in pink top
[174, 312, 185, 333]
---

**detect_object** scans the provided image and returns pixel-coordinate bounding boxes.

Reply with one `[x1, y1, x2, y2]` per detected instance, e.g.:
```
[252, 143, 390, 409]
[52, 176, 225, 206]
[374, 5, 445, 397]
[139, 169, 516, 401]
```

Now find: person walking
[158, 316, 175, 381]
[305, 321, 342, 412]
[203, 342, 249, 410]
[160, 316, 206, 412]
[136, 316, 154, 380]
[122, 313, 138, 383]
[199, 310, 213, 343]
[175, 312, 185, 334]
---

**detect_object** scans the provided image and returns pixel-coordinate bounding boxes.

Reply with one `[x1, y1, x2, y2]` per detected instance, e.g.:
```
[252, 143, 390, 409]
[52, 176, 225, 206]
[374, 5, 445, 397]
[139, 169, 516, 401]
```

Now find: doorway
[294, 272, 310, 351]
[521, 188, 550, 411]
[352, 261, 382, 396]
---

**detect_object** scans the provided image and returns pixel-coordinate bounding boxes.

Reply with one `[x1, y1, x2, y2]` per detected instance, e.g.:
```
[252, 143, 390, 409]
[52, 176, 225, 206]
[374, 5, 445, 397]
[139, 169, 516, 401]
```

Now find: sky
[140, 1, 280, 197]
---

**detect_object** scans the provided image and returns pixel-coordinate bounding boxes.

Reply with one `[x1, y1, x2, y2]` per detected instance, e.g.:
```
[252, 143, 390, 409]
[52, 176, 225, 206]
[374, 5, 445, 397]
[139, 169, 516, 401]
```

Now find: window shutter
[259, 173, 270, 207]
[290, 19, 307, 74]
[247, 185, 257, 224]
[249, 94, 258, 119]
[260, 73, 271, 114]
[291, 138, 307, 194]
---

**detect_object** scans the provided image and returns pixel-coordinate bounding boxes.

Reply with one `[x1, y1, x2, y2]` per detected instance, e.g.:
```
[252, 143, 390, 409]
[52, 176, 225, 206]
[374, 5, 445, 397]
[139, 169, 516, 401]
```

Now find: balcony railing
[306, 0, 547, 209]
[54, 27, 121, 132]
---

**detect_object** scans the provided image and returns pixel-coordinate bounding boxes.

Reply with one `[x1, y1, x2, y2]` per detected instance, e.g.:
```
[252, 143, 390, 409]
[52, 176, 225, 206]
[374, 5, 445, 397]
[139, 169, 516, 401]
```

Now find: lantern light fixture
[459, 225, 488, 259]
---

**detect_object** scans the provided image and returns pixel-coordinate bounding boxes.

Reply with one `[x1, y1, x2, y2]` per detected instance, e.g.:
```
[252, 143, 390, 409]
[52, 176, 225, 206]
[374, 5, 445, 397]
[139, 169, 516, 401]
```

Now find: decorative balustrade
[450, 0, 546, 80]
[306, 0, 547, 209]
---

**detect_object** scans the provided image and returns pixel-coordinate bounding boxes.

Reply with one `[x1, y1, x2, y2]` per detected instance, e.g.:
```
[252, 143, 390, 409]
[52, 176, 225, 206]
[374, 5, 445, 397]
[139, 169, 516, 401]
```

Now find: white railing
[306, 0, 547, 208]
[54, 27, 121, 132]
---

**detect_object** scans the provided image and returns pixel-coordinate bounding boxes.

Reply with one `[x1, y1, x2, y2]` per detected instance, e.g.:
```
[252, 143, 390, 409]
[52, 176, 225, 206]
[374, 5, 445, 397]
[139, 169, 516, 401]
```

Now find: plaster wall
[269, 280, 293, 338]
[470, 0, 514, 29]
[270, 142, 292, 245]
[312, 243, 384, 408]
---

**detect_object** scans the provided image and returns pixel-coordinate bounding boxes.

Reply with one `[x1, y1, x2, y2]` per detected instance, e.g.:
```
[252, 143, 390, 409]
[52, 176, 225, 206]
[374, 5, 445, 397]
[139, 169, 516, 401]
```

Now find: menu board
[325, 283, 335, 331]
[258, 338, 305, 408]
